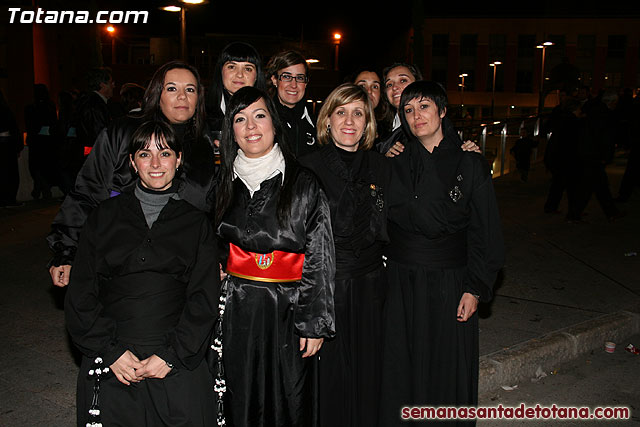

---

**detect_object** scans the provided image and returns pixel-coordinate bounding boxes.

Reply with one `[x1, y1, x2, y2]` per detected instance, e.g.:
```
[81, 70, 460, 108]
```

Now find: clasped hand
[110, 350, 173, 385]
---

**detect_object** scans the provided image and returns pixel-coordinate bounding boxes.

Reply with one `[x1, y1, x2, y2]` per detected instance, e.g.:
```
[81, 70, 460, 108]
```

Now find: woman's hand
[110, 350, 144, 385]
[219, 263, 227, 281]
[461, 140, 481, 153]
[137, 354, 172, 379]
[299, 337, 324, 358]
[49, 265, 71, 287]
[457, 292, 479, 322]
[385, 142, 405, 158]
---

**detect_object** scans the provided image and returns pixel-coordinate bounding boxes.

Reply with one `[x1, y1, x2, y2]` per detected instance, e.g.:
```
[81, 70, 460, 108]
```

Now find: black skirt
[76, 345, 215, 427]
[318, 266, 386, 427]
[379, 260, 478, 426]
[222, 277, 317, 427]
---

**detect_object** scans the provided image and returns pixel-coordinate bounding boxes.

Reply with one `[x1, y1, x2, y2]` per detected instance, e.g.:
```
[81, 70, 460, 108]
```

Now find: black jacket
[385, 119, 504, 302]
[218, 167, 336, 339]
[75, 91, 112, 148]
[65, 191, 220, 369]
[47, 115, 217, 266]
[273, 97, 318, 158]
[300, 144, 390, 279]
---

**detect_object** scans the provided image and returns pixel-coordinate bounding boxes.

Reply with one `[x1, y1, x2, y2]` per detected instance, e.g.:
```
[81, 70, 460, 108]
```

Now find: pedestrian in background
[0, 89, 23, 207]
[24, 83, 57, 200]
[510, 127, 538, 182]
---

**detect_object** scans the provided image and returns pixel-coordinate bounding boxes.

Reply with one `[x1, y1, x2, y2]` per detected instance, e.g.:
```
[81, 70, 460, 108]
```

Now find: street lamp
[489, 61, 501, 119]
[106, 25, 116, 65]
[333, 33, 341, 71]
[459, 73, 468, 106]
[161, 1, 206, 61]
[536, 41, 554, 114]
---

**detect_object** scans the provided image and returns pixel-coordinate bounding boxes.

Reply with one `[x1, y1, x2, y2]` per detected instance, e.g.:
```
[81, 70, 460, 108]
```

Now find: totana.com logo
[7, 7, 149, 24]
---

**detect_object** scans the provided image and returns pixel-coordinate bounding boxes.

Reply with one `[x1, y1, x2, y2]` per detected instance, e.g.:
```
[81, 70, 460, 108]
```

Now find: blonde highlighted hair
[316, 83, 377, 150]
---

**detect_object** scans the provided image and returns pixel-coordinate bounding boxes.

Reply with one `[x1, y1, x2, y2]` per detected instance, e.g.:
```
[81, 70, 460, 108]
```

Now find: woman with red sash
[215, 86, 336, 426]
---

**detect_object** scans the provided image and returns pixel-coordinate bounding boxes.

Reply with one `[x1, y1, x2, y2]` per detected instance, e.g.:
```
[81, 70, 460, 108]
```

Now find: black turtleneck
[134, 181, 180, 228]
[335, 145, 357, 168]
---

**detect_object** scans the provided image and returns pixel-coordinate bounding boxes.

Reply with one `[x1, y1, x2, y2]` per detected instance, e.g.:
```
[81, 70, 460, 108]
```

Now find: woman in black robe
[299, 83, 389, 427]
[65, 121, 220, 426]
[47, 60, 216, 288]
[215, 86, 335, 426]
[379, 81, 504, 426]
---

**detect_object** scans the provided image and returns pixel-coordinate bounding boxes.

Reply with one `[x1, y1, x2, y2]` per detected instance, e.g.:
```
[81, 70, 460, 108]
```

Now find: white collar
[233, 143, 285, 197]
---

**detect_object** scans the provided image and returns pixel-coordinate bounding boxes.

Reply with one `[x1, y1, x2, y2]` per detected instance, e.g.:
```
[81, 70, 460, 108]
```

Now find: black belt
[386, 222, 467, 269]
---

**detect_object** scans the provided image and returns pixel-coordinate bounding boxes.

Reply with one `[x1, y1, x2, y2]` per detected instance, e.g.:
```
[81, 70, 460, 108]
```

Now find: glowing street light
[536, 41, 554, 114]
[333, 32, 342, 71]
[459, 73, 468, 106]
[160, 1, 206, 61]
[105, 25, 116, 64]
[489, 61, 502, 118]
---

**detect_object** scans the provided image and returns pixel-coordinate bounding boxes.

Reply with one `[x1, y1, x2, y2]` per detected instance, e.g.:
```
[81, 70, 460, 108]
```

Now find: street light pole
[537, 41, 554, 114]
[459, 73, 468, 106]
[490, 61, 501, 119]
[333, 33, 341, 71]
[180, 7, 187, 61]
[106, 25, 116, 65]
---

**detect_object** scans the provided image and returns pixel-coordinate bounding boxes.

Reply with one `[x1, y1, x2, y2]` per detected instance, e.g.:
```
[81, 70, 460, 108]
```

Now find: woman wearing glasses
[266, 50, 318, 158]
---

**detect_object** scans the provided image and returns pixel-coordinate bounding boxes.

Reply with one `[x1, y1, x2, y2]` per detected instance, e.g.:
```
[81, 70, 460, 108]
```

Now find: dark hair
[207, 42, 266, 118]
[265, 50, 309, 96]
[87, 67, 112, 91]
[348, 67, 392, 131]
[382, 62, 423, 83]
[399, 81, 448, 114]
[216, 86, 298, 226]
[33, 84, 51, 103]
[142, 60, 205, 138]
[129, 120, 183, 157]
[120, 83, 145, 113]
[398, 81, 448, 135]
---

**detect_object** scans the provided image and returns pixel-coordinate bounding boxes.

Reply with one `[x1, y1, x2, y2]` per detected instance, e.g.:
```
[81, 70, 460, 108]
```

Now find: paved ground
[0, 151, 638, 426]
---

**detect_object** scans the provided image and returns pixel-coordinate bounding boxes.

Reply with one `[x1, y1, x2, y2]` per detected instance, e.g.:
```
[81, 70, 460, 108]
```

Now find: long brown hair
[142, 60, 206, 138]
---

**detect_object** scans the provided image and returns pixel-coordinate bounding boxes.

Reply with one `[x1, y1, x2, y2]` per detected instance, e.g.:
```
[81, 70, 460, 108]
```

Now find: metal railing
[451, 114, 550, 178]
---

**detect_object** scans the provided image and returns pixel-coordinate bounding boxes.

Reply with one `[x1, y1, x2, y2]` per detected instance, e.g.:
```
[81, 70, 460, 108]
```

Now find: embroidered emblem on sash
[255, 252, 275, 270]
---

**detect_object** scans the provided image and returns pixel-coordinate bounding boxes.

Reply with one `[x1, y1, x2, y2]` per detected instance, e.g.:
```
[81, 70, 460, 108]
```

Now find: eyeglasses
[278, 73, 308, 83]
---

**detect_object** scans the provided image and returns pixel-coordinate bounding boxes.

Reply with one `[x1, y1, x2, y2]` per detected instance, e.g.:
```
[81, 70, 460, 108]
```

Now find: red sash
[226, 243, 305, 283]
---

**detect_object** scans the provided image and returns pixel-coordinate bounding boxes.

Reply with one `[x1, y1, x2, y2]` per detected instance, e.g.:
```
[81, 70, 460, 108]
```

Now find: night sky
[87, 0, 640, 41]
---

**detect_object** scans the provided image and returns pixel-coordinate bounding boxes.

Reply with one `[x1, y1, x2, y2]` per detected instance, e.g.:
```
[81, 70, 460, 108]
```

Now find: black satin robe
[300, 144, 390, 427]
[46, 115, 217, 267]
[65, 191, 220, 426]
[217, 167, 336, 427]
[379, 120, 505, 426]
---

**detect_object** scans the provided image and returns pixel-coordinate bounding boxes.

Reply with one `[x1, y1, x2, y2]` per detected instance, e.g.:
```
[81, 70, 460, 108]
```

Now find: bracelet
[472, 294, 480, 301]
[166, 361, 174, 369]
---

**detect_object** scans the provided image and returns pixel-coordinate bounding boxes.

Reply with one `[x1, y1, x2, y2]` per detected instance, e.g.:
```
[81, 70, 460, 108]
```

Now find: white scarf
[233, 143, 285, 197]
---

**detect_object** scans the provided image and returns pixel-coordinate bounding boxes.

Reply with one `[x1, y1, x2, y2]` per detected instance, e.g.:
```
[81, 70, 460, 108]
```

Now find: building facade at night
[416, 16, 640, 119]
